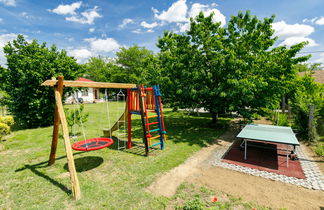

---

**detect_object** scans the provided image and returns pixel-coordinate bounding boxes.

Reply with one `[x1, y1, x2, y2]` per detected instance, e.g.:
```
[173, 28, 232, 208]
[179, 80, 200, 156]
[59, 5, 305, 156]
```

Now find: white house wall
[65, 88, 95, 103]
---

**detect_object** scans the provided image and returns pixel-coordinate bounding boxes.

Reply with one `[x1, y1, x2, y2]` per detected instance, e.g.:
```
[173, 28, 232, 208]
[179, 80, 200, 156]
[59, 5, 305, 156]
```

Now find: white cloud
[131, 29, 142, 34]
[302, 17, 318, 24]
[89, 28, 95, 33]
[177, 22, 190, 32]
[272, 21, 314, 39]
[84, 37, 120, 52]
[49, 1, 82, 15]
[140, 21, 158, 29]
[154, 0, 188, 23]
[0, 33, 18, 66]
[0, 0, 16, 6]
[68, 48, 94, 63]
[280, 37, 318, 47]
[146, 29, 154, 33]
[303, 17, 324, 25]
[189, 3, 226, 27]
[272, 21, 317, 47]
[66, 6, 101, 24]
[315, 17, 324, 25]
[314, 53, 324, 63]
[118, 18, 134, 29]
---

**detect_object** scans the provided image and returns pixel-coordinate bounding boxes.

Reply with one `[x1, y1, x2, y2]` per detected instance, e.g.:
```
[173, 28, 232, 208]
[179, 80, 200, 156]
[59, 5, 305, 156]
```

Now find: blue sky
[1, 0, 324, 65]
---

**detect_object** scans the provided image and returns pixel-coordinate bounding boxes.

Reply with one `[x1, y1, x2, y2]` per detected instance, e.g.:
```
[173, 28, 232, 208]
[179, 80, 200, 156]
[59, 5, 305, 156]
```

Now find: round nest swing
[72, 137, 114, 151]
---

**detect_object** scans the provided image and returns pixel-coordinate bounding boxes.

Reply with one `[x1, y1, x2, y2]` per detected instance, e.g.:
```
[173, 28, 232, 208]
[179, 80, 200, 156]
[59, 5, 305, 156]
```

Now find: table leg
[244, 139, 247, 160]
[286, 144, 289, 168]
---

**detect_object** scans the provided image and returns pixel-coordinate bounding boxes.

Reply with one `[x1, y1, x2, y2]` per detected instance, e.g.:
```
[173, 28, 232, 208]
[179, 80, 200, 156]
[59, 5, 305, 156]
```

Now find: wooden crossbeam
[42, 79, 136, 89]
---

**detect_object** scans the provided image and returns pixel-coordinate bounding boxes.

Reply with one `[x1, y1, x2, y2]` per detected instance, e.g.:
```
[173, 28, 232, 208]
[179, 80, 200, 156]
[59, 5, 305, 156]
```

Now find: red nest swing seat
[72, 137, 114, 151]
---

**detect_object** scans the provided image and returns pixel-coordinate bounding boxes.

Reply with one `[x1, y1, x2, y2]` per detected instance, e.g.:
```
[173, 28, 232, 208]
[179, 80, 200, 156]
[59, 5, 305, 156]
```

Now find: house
[298, 71, 324, 84]
[65, 78, 100, 104]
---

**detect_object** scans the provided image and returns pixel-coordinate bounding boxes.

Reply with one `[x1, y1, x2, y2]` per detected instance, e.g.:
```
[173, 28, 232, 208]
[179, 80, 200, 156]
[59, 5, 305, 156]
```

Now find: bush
[314, 143, 324, 157]
[0, 116, 14, 126]
[178, 198, 205, 210]
[0, 35, 83, 128]
[277, 113, 289, 126]
[291, 75, 323, 141]
[0, 122, 10, 139]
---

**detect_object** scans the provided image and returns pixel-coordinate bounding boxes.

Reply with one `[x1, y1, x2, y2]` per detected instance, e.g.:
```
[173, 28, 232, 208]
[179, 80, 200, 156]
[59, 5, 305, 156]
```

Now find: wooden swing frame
[42, 76, 136, 200]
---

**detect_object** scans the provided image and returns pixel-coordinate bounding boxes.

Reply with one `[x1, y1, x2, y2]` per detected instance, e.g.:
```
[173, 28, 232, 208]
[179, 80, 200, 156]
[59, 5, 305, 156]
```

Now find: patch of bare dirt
[148, 120, 324, 209]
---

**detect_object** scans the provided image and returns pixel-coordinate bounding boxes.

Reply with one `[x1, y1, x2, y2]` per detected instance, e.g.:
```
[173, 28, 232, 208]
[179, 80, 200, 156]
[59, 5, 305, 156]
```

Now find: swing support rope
[71, 88, 114, 152]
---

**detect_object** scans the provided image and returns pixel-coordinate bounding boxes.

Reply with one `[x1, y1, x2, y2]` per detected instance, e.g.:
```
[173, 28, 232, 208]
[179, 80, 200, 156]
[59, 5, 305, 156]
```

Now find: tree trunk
[212, 112, 218, 124]
[281, 95, 286, 114]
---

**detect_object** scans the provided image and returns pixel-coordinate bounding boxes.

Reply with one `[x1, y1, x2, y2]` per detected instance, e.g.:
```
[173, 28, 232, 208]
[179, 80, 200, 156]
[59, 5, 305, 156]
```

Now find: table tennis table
[236, 124, 300, 167]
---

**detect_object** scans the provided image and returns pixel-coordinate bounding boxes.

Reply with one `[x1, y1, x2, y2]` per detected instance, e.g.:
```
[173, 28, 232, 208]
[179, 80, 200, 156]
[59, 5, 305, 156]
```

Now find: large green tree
[0, 35, 83, 128]
[84, 56, 116, 82]
[111, 45, 157, 84]
[157, 11, 308, 122]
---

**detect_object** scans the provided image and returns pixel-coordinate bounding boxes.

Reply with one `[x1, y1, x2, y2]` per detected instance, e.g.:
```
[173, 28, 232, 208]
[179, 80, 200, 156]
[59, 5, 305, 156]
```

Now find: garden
[0, 11, 323, 209]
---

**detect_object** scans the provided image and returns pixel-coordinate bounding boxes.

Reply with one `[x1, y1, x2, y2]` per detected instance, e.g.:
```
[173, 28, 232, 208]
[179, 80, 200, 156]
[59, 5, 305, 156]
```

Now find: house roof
[76, 77, 95, 82]
[298, 71, 324, 84]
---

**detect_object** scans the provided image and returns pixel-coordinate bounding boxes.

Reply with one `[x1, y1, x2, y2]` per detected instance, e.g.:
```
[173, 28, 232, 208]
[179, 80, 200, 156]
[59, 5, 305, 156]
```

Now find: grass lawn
[0, 102, 266, 209]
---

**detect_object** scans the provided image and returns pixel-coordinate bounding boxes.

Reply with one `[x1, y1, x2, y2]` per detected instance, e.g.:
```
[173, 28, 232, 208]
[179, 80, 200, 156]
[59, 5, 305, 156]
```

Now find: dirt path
[147, 123, 324, 209]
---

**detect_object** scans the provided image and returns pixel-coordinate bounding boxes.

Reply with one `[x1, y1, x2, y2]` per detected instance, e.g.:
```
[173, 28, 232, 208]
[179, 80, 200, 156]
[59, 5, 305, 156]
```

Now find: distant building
[298, 71, 324, 84]
[65, 78, 100, 104]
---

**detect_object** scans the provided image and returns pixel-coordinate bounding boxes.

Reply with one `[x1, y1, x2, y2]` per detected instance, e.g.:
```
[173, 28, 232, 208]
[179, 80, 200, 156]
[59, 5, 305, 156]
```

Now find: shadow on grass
[64, 156, 104, 172]
[107, 136, 160, 157]
[15, 151, 86, 195]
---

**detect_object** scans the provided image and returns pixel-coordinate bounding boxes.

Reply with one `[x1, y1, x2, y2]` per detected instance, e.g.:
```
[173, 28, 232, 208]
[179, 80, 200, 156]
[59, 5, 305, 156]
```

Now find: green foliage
[0, 122, 10, 139]
[276, 113, 289, 126]
[179, 198, 205, 210]
[112, 45, 158, 84]
[84, 56, 115, 82]
[293, 63, 322, 72]
[0, 35, 84, 128]
[0, 116, 14, 126]
[314, 143, 324, 157]
[65, 104, 89, 135]
[290, 74, 323, 141]
[157, 11, 308, 122]
[0, 116, 14, 139]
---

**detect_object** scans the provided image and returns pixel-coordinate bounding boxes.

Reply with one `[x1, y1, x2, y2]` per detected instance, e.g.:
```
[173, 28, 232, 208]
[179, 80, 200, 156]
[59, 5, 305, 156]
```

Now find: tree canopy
[157, 11, 309, 121]
[0, 35, 83, 128]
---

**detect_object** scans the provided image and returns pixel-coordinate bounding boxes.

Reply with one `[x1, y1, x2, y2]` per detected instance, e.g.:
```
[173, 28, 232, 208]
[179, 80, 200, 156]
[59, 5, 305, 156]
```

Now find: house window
[82, 90, 88, 96]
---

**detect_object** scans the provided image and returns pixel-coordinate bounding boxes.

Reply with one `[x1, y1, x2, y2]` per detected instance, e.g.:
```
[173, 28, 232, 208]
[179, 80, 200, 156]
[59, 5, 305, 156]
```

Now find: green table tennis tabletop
[237, 124, 299, 145]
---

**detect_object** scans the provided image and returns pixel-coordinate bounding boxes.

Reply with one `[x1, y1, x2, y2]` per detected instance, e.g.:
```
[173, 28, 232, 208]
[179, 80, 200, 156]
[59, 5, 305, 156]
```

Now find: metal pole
[244, 139, 247, 160]
[286, 144, 289, 168]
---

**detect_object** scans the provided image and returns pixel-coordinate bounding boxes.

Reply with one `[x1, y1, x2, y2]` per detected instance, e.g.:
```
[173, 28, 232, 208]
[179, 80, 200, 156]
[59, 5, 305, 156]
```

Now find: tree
[111, 45, 157, 84]
[157, 11, 309, 122]
[84, 56, 115, 82]
[1, 35, 84, 128]
[293, 63, 322, 72]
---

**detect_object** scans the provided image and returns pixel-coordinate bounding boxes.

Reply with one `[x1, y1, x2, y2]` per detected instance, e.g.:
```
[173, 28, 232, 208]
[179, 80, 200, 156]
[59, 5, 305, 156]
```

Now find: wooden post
[55, 89, 81, 200]
[48, 76, 64, 166]
[138, 85, 149, 156]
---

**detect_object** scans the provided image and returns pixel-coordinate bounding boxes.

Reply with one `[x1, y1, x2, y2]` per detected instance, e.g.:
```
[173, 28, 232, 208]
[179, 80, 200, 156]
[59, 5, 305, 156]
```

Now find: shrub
[291, 75, 323, 141]
[179, 198, 205, 210]
[277, 113, 289, 126]
[65, 104, 89, 136]
[314, 143, 324, 157]
[0, 122, 10, 139]
[0, 116, 14, 126]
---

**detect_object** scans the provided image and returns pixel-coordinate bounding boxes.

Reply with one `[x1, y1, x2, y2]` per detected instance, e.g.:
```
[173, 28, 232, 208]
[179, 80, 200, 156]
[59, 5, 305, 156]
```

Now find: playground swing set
[41, 76, 167, 200]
